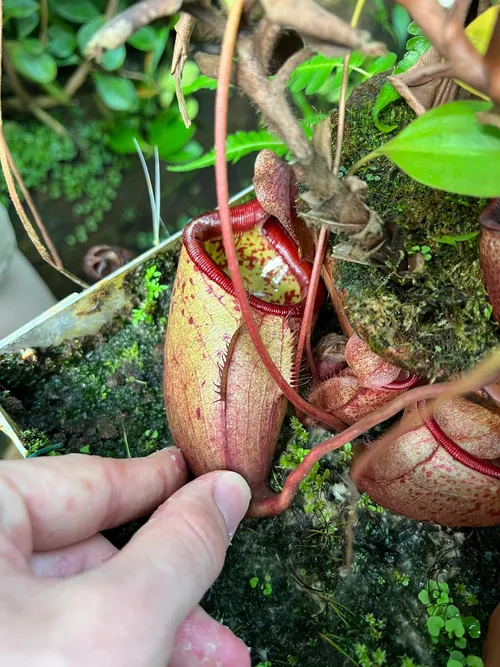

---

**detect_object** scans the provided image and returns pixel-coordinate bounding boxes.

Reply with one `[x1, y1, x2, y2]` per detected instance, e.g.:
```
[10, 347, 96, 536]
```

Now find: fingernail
[213, 472, 251, 537]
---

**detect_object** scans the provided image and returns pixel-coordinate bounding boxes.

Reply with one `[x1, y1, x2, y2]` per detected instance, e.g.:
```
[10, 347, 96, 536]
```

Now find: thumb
[100, 470, 250, 633]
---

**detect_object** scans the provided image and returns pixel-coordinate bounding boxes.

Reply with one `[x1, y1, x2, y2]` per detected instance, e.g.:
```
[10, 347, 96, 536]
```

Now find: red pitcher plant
[164, 152, 500, 526]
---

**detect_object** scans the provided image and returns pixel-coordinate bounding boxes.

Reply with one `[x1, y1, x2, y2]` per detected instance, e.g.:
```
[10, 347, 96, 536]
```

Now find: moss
[0, 250, 177, 460]
[1, 118, 129, 247]
[332, 76, 499, 380]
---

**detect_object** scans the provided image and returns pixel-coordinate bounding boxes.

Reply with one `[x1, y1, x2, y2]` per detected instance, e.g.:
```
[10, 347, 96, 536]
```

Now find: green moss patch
[333, 77, 499, 380]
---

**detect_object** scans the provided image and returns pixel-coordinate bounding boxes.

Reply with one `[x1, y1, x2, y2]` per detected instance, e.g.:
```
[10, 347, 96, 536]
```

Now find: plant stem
[214, 0, 347, 432]
[293, 225, 328, 383]
[40, 0, 49, 45]
[293, 0, 365, 381]
[5, 145, 62, 268]
[348, 149, 379, 176]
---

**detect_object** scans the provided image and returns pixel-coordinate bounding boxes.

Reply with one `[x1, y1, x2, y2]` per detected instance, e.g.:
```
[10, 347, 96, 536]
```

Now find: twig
[133, 138, 158, 245]
[86, 0, 186, 56]
[40, 0, 49, 45]
[154, 146, 161, 245]
[484, 11, 500, 102]
[0, 0, 88, 290]
[271, 47, 314, 90]
[293, 0, 364, 383]
[5, 145, 62, 268]
[396, 0, 493, 102]
[172, 13, 196, 128]
[294, 225, 327, 383]
[253, 17, 281, 73]
[321, 263, 353, 337]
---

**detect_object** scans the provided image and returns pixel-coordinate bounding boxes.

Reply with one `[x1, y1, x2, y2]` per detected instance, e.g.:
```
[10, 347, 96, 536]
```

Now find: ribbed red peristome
[418, 400, 500, 479]
[183, 198, 324, 316]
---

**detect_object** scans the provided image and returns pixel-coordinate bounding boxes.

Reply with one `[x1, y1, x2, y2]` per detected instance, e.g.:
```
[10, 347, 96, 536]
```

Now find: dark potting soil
[1, 245, 499, 667]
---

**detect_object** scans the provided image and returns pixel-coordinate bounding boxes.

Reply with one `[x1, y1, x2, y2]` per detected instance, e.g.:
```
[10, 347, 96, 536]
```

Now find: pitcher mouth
[183, 198, 324, 317]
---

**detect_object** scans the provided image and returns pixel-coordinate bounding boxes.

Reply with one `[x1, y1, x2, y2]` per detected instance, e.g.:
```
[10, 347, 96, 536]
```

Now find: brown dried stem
[293, 0, 363, 381]
[0, 0, 88, 290]
[396, 0, 497, 103]
[172, 13, 196, 128]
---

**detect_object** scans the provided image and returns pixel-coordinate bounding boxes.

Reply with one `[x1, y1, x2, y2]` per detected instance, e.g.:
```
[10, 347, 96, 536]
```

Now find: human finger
[484, 602, 500, 665]
[99, 471, 250, 639]
[169, 606, 251, 667]
[0, 447, 187, 552]
[30, 534, 118, 578]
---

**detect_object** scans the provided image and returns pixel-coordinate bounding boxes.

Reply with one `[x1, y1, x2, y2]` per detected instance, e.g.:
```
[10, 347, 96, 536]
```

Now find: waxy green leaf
[94, 73, 138, 112]
[8, 40, 57, 84]
[369, 101, 500, 197]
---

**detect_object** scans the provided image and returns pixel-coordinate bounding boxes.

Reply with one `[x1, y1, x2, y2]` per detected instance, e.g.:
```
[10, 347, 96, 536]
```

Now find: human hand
[0, 448, 251, 667]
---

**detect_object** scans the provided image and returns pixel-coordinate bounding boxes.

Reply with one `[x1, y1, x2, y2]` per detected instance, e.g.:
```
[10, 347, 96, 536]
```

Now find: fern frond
[167, 115, 327, 173]
[182, 75, 218, 96]
[167, 129, 287, 172]
[288, 51, 367, 95]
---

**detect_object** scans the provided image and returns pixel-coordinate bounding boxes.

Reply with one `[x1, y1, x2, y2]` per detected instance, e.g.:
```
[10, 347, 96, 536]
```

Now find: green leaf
[107, 122, 151, 155]
[426, 616, 445, 637]
[447, 660, 463, 667]
[464, 657, 484, 666]
[100, 45, 126, 71]
[435, 231, 479, 246]
[48, 24, 77, 59]
[372, 83, 400, 133]
[372, 30, 431, 132]
[437, 592, 450, 605]
[167, 114, 325, 172]
[147, 26, 169, 75]
[462, 617, 481, 639]
[391, 4, 410, 51]
[56, 54, 80, 67]
[15, 13, 40, 38]
[127, 26, 158, 51]
[418, 590, 430, 605]
[148, 109, 196, 159]
[288, 53, 344, 95]
[363, 52, 397, 76]
[78, 17, 125, 70]
[249, 577, 259, 588]
[78, 17, 105, 52]
[168, 128, 288, 172]
[94, 73, 138, 111]
[4, 0, 38, 20]
[455, 638, 467, 649]
[50, 0, 100, 23]
[8, 41, 57, 84]
[446, 617, 465, 638]
[79, 444, 91, 454]
[407, 21, 423, 36]
[182, 75, 218, 95]
[370, 101, 500, 197]
[166, 140, 203, 165]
